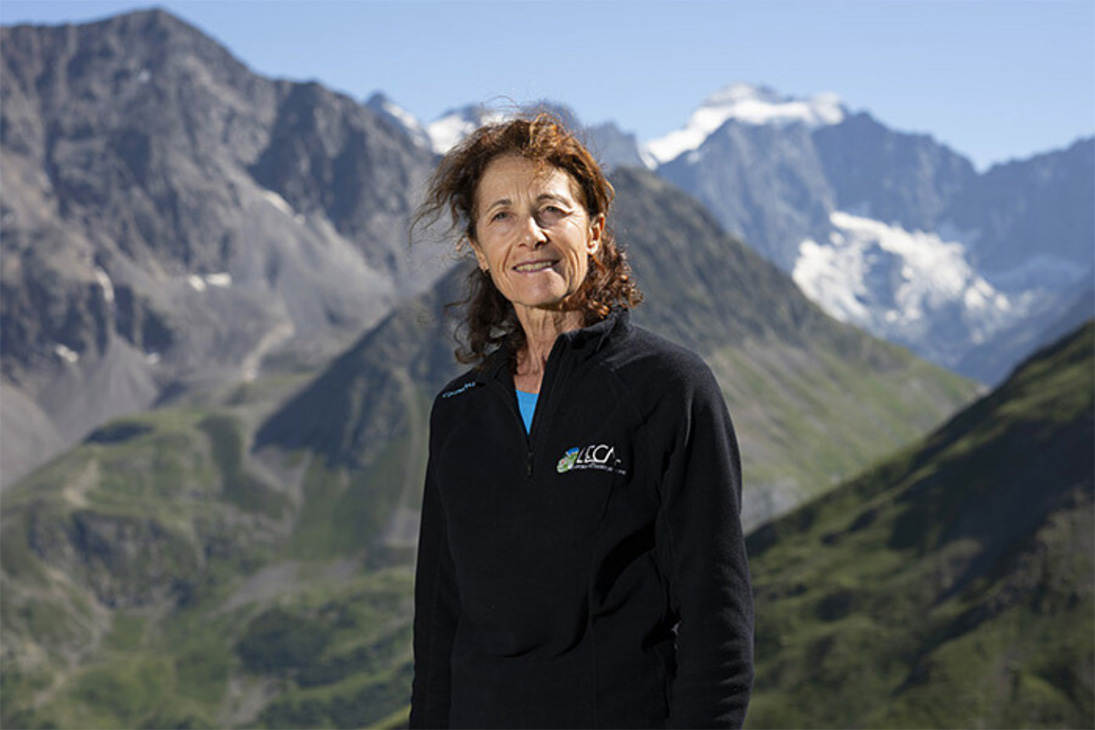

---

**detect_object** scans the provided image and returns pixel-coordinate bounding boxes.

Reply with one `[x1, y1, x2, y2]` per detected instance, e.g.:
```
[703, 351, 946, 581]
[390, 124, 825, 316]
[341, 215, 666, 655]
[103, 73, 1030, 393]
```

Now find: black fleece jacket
[411, 311, 754, 729]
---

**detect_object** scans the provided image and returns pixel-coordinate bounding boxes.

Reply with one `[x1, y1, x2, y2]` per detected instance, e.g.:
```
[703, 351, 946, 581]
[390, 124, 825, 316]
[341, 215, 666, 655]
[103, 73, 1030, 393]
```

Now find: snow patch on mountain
[93, 267, 115, 304]
[366, 93, 432, 150]
[376, 98, 423, 137]
[794, 212, 1019, 362]
[427, 107, 507, 154]
[645, 83, 844, 165]
[260, 189, 295, 216]
[54, 344, 80, 364]
[186, 273, 232, 292]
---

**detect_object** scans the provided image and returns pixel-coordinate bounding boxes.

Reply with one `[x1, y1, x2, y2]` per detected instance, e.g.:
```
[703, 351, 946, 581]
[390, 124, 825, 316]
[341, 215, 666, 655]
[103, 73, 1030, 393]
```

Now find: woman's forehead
[476, 156, 581, 208]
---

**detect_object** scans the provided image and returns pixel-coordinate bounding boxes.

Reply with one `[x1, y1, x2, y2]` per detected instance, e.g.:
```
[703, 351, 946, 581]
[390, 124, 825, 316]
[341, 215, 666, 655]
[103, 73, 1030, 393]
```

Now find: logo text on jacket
[556, 444, 626, 475]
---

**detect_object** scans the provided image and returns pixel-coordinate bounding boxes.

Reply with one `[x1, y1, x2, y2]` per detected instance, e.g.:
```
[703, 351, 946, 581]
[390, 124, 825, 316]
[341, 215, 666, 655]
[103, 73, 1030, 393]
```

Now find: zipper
[486, 335, 572, 482]
[528, 336, 568, 446]
[487, 378, 534, 481]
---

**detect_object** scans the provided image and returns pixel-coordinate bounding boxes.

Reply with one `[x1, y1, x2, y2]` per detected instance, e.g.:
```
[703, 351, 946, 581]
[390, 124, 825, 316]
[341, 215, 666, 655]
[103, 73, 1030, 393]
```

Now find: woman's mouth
[514, 260, 556, 273]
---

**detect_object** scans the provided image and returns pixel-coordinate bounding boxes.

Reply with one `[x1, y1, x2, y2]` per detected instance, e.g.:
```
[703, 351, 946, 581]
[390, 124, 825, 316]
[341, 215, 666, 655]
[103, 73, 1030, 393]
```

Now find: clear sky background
[2, 0, 1092, 171]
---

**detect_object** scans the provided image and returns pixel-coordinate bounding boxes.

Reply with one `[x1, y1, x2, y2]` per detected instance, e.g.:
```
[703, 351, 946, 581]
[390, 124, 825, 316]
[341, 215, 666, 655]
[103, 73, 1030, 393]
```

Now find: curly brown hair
[414, 112, 643, 366]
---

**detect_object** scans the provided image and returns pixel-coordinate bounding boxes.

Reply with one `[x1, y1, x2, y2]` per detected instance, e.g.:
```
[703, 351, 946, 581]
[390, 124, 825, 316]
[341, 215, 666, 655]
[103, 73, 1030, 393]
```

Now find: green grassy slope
[745, 321, 1095, 729]
[0, 386, 422, 729]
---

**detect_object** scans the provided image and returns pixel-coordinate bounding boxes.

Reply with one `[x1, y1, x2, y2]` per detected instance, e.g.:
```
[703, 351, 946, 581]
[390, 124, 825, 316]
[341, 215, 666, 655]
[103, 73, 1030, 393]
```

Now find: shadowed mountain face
[812, 111, 977, 234]
[746, 321, 1094, 729]
[944, 139, 1095, 283]
[0, 9, 441, 487]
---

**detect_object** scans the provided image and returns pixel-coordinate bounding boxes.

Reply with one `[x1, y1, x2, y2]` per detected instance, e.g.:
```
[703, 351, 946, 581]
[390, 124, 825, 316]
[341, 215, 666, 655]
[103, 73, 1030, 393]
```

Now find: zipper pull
[526, 452, 534, 477]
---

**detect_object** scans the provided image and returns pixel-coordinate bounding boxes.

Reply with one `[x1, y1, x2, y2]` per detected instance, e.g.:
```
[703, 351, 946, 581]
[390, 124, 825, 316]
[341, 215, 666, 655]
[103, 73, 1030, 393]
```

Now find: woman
[411, 114, 753, 729]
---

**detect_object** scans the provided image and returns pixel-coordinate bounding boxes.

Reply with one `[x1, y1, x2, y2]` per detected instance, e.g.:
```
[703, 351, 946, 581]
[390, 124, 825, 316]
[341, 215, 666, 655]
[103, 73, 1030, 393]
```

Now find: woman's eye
[490, 211, 511, 222]
[540, 206, 567, 221]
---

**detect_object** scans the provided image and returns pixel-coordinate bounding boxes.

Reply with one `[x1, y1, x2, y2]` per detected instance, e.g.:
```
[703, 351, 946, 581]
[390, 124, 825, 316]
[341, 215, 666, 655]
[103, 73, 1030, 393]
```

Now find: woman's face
[470, 155, 603, 314]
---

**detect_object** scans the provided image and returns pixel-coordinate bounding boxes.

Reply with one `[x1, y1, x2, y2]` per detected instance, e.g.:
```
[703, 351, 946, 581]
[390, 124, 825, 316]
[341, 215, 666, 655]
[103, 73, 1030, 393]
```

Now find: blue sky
[2, 0, 1092, 171]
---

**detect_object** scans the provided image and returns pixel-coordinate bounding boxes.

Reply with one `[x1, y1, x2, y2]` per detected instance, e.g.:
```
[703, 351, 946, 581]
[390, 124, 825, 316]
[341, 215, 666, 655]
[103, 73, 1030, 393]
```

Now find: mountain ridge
[0, 8, 443, 487]
[745, 320, 1094, 728]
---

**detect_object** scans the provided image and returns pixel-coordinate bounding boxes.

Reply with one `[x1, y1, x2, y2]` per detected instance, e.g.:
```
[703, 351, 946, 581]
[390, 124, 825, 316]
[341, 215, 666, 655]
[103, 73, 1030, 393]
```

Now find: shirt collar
[478, 308, 632, 383]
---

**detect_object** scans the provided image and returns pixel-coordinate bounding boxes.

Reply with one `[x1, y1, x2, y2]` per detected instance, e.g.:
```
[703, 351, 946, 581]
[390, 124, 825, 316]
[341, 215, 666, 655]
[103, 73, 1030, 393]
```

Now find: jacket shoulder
[430, 368, 486, 415]
[606, 326, 721, 399]
[435, 369, 480, 400]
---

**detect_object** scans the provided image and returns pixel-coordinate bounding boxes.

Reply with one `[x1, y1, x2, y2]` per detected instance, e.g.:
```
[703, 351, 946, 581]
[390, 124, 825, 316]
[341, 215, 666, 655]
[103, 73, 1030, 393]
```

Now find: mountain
[423, 104, 503, 154]
[657, 117, 835, 270]
[791, 210, 1015, 370]
[645, 83, 845, 166]
[422, 100, 589, 156]
[811, 110, 977, 232]
[957, 272, 1095, 385]
[745, 321, 1094, 728]
[365, 92, 432, 152]
[585, 120, 651, 170]
[0, 10, 443, 487]
[941, 138, 1095, 292]
[644, 84, 1093, 383]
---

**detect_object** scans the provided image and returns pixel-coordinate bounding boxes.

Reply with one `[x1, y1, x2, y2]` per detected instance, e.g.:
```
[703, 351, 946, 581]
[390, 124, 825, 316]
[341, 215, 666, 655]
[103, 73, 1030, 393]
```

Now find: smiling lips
[514, 259, 557, 273]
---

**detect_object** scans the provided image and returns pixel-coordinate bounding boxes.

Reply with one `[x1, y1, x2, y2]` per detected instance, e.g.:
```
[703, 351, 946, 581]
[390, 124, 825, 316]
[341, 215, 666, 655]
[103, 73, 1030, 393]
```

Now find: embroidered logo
[556, 444, 626, 475]
[441, 382, 479, 399]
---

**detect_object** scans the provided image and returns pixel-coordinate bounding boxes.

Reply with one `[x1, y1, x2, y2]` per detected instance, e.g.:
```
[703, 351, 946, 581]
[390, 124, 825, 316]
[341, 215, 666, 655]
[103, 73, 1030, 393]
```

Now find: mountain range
[642, 86, 1093, 382]
[401, 84, 1093, 385]
[0, 9, 990, 494]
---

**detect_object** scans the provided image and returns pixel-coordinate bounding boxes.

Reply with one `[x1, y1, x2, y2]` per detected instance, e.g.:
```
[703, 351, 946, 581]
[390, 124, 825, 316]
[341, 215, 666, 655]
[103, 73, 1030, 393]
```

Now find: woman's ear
[588, 214, 605, 256]
[469, 237, 489, 271]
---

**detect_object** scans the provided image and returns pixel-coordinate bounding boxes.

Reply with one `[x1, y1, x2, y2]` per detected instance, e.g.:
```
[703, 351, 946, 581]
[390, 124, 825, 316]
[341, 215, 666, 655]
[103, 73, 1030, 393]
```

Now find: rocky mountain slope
[745, 321, 1094, 728]
[0, 9, 442, 487]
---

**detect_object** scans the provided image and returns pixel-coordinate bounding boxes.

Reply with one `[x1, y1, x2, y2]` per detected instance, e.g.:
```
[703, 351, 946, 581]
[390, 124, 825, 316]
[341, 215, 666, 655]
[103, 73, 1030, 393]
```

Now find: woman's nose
[521, 215, 548, 246]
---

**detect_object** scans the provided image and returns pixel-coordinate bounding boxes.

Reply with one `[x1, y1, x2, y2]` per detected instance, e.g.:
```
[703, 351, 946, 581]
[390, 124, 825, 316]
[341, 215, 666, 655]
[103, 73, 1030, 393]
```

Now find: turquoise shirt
[515, 389, 538, 433]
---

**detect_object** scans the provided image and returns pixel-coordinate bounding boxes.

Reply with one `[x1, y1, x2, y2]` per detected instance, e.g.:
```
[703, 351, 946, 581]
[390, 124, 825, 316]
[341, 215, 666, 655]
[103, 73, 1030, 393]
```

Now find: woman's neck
[513, 306, 584, 393]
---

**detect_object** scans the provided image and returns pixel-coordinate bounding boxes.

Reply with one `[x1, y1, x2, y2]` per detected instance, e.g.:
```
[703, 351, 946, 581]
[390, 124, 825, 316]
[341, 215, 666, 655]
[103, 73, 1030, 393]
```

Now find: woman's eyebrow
[483, 197, 512, 212]
[536, 193, 571, 205]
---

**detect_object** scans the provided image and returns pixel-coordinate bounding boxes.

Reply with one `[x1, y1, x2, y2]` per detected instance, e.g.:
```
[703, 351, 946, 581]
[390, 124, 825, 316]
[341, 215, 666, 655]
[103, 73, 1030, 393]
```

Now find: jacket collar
[478, 309, 632, 383]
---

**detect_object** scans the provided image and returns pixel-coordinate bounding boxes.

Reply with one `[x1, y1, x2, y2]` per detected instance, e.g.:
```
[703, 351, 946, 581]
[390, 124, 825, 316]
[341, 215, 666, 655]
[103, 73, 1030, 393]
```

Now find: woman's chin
[508, 284, 573, 310]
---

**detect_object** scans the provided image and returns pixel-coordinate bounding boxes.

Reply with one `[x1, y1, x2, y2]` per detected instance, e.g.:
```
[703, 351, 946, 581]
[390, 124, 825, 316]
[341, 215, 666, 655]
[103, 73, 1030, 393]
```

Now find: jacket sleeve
[409, 446, 460, 728]
[656, 363, 754, 729]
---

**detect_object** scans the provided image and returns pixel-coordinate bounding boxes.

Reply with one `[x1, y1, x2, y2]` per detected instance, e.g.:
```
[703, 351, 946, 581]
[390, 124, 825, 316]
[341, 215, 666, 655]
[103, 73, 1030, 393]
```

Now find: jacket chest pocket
[530, 440, 630, 534]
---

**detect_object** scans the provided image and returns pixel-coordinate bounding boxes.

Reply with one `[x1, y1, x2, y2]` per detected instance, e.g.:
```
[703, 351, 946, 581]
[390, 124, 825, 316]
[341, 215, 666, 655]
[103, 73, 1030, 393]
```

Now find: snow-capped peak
[426, 106, 508, 155]
[644, 83, 845, 165]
